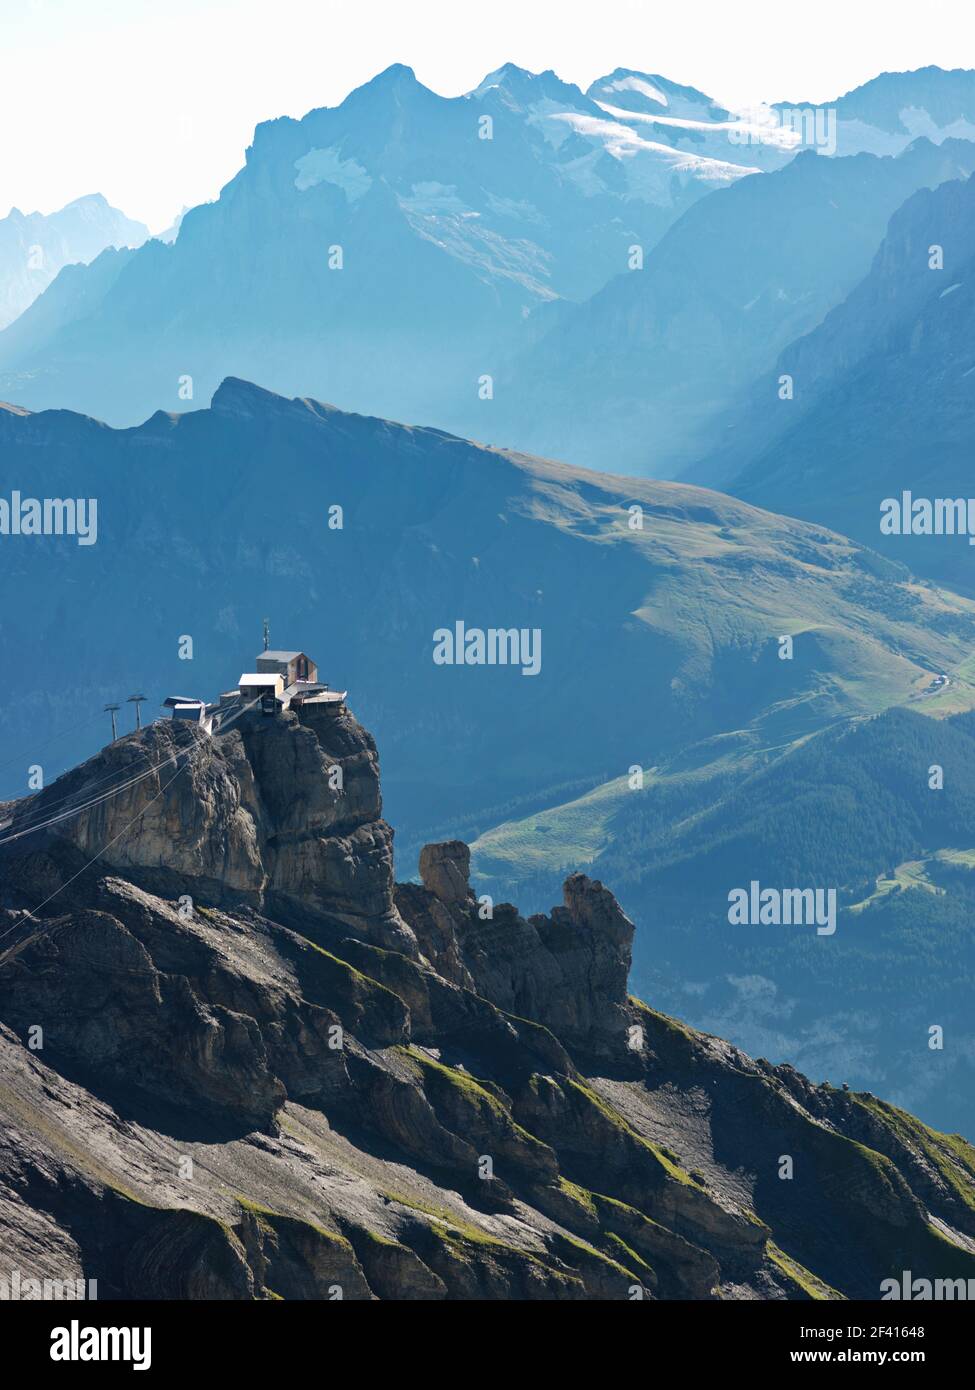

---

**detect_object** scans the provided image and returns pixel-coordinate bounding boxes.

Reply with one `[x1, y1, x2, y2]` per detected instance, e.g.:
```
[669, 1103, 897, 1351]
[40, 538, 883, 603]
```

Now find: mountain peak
[347, 61, 426, 101]
[64, 192, 111, 210]
[472, 61, 535, 90]
[469, 62, 588, 109]
[370, 61, 417, 84]
[587, 67, 719, 112]
[210, 375, 290, 415]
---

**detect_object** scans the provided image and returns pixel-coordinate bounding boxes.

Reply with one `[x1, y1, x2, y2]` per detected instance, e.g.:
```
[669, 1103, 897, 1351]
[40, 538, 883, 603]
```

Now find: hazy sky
[3, 0, 973, 229]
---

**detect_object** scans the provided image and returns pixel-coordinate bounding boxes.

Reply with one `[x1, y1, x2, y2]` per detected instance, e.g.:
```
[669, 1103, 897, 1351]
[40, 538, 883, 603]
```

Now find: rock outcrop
[1, 707, 974, 1301]
[403, 841, 634, 1058]
[0, 705, 415, 953]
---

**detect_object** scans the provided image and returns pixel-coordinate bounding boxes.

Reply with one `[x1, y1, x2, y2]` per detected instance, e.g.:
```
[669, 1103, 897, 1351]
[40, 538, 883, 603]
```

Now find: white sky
[2, 0, 973, 230]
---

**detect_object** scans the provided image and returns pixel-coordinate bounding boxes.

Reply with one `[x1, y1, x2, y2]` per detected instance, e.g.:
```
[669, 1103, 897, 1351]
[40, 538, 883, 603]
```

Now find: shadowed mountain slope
[1, 703, 974, 1300]
[2, 376, 974, 854]
[3, 379, 975, 1139]
[709, 168, 975, 598]
[486, 138, 975, 474]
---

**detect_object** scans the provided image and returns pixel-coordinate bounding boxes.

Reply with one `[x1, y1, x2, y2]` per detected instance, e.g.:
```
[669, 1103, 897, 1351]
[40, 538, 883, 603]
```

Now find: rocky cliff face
[1, 706, 974, 1301]
[401, 840, 635, 1059]
[0, 705, 414, 952]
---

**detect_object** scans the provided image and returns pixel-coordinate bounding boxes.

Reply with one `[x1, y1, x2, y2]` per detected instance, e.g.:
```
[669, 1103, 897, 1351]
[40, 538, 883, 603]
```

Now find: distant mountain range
[695, 164, 975, 598]
[0, 193, 147, 332]
[3, 64, 975, 441]
[778, 65, 975, 155]
[0, 63, 762, 428]
[2, 378, 975, 1130]
[484, 137, 975, 474]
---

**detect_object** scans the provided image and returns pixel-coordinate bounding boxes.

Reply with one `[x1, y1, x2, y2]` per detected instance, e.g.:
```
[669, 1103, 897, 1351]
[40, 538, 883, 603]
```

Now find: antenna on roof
[262, 617, 270, 652]
[127, 693, 147, 730]
[104, 704, 121, 742]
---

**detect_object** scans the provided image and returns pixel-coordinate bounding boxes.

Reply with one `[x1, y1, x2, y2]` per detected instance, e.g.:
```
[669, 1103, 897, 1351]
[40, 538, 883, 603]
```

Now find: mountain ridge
[486, 137, 975, 473]
[2, 691, 974, 1299]
[2, 376, 975, 1134]
[0, 193, 148, 333]
[712, 165, 975, 594]
[2, 372, 973, 827]
[0, 61, 760, 429]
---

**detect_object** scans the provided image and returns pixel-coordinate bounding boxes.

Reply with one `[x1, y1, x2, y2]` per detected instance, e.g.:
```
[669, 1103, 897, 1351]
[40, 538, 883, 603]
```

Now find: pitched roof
[283, 680, 329, 697]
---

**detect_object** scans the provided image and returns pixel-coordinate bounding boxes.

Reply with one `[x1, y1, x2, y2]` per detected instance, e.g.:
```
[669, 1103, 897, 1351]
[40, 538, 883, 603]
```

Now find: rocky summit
[1, 699, 974, 1301]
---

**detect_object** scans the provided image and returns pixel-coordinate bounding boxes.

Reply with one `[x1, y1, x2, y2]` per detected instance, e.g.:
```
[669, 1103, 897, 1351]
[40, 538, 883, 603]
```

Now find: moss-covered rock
[234, 1200, 373, 1300]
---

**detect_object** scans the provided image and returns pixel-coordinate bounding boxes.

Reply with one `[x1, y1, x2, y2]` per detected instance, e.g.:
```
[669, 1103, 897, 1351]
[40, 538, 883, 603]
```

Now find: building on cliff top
[162, 648, 346, 727]
[161, 695, 213, 731]
[256, 650, 317, 684]
[238, 672, 285, 716]
[236, 649, 347, 717]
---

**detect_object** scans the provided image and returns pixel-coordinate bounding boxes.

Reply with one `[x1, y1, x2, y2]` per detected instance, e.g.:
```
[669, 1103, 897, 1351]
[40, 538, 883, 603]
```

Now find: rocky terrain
[7, 380, 975, 1133]
[1, 702, 974, 1300]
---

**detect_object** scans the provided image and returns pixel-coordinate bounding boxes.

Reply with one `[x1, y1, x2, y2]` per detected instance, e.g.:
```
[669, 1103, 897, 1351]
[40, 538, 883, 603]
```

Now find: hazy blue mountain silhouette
[775, 64, 975, 156]
[485, 138, 975, 474]
[0, 193, 147, 331]
[4, 65, 975, 455]
[0, 63, 759, 429]
[707, 167, 975, 595]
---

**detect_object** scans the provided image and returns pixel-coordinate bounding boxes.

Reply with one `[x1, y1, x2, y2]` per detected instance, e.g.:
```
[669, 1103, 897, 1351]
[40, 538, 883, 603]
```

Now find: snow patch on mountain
[898, 105, 975, 144]
[549, 112, 759, 184]
[525, 97, 577, 149]
[559, 148, 611, 197]
[399, 182, 471, 215]
[485, 193, 544, 223]
[294, 147, 372, 200]
[825, 119, 910, 157]
[599, 74, 670, 107]
[599, 100, 800, 152]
